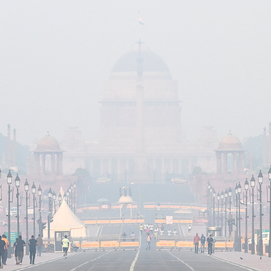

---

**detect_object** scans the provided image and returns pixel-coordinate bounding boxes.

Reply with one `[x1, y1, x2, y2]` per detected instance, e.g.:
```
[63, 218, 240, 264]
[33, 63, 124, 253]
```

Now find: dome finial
[46, 131, 50, 136]
[228, 130, 232, 135]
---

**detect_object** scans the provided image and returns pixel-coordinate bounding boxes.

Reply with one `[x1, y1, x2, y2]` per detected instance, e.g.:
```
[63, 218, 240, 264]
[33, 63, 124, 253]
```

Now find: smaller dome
[118, 195, 134, 204]
[217, 131, 243, 151]
[36, 133, 61, 152]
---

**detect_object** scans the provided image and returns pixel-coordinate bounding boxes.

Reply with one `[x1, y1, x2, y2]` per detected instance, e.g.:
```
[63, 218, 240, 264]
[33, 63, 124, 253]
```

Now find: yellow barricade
[156, 240, 175, 248]
[100, 241, 119, 248]
[215, 242, 226, 248]
[81, 242, 99, 248]
[176, 241, 193, 248]
[110, 220, 123, 224]
[120, 242, 139, 248]
[226, 242, 234, 248]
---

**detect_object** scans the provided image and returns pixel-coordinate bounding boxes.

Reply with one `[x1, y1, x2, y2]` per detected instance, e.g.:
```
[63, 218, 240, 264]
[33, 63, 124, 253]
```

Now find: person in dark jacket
[0, 236, 6, 268]
[28, 235, 38, 264]
[207, 235, 214, 255]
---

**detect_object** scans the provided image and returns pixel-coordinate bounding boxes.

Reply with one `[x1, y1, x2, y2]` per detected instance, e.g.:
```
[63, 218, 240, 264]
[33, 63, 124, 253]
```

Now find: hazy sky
[0, 1, 270, 145]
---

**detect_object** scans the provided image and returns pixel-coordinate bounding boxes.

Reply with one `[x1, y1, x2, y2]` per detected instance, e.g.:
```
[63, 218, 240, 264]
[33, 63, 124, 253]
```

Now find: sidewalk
[1, 252, 68, 271]
[212, 251, 271, 271]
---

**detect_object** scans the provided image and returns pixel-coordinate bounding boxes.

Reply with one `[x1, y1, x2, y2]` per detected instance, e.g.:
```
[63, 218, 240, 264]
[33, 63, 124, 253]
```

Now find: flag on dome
[139, 17, 145, 25]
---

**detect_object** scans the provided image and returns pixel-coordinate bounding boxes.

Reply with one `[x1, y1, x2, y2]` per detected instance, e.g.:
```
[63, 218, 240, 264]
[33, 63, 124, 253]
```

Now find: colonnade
[216, 151, 245, 174]
[34, 152, 63, 175]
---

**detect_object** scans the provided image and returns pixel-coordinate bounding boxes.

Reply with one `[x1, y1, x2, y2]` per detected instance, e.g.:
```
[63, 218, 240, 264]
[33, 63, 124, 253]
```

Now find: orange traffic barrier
[100, 241, 119, 248]
[156, 240, 175, 248]
[81, 242, 99, 248]
[120, 242, 139, 248]
[176, 241, 193, 248]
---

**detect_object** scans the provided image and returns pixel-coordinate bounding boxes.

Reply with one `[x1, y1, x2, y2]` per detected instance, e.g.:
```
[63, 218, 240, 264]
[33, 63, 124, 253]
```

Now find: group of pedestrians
[193, 233, 216, 255]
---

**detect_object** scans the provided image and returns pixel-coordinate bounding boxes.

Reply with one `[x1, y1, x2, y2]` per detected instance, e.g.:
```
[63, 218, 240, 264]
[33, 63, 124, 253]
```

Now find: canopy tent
[43, 199, 86, 238]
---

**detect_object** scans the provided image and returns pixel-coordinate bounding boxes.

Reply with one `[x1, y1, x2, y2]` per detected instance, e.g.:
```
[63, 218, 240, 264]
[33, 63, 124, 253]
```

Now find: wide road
[13, 250, 258, 271]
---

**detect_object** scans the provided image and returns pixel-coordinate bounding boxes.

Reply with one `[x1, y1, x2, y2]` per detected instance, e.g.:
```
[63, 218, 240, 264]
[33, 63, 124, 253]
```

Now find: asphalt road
[12, 249, 258, 271]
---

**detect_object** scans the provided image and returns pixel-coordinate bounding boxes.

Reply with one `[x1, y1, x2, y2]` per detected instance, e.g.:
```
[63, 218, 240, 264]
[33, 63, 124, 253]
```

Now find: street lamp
[217, 193, 220, 228]
[24, 179, 29, 255]
[15, 174, 20, 238]
[66, 190, 70, 207]
[237, 182, 242, 252]
[7, 171, 12, 258]
[221, 191, 224, 235]
[58, 193, 62, 207]
[38, 186, 42, 236]
[212, 189, 216, 226]
[268, 166, 271, 257]
[31, 183, 36, 237]
[73, 182, 76, 213]
[52, 192, 56, 214]
[48, 188, 52, 241]
[258, 170, 263, 256]
[225, 189, 228, 237]
[69, 186, 72, 210]
[234, 184, 238, 251]
[244, 178, 249, 253]
[250, 175, 256, 254]
[228, 188, 232, 236]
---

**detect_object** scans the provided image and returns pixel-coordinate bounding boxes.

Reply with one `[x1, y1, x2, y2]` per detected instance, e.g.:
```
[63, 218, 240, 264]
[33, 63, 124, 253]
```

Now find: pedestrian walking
[1, 235, 8, 265]
[200, 234, 206, 253]
[61, 235, 69, 259]
[28, 235, 37, 264]
[193, 233, 200, 253]
[145, 227, 150, 235]
[207, 235, 214, 255]
[122, 232, 127, 242]
[146, 234, 151, 250]
[13, 238, 19, 265]
[36, 234, 43, 257]
[15, 236, 26, 265]
[0, 236, 6, 268]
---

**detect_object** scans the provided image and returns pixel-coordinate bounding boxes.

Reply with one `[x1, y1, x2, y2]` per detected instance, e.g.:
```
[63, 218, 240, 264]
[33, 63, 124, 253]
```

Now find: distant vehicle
[95, 177, 111, 183]
[171, 178, 187, 184]
[6, 207, 17, 217]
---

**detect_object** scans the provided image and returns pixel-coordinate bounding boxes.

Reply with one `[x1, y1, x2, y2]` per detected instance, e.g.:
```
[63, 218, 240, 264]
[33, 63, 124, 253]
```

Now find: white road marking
[167, 251, 195, 271]
[210, 255, 259, 271]
[129, 233, 141, 271]
[70, 251, 111, 271]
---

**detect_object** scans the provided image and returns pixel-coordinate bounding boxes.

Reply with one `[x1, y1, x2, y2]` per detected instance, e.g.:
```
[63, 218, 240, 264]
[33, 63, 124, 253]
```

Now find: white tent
[43, 200, 87, 238]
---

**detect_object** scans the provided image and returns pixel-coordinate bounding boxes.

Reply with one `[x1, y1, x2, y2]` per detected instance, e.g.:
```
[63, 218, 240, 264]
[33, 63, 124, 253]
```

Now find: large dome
[111, 46, 170, 74]
[36, 133, 61, 152]
[217, 131, 243, 151]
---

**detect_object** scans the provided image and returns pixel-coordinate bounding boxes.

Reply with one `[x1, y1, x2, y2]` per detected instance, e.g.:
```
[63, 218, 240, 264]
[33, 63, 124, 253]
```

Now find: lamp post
[7, 171, 12, 258]
[24, 179, 29, 255]
[212, 189, 216, 226]
[217, 193, 220, 228]
[52, 192, 56, 214]
[250, 175, 256, 254]
[58, 193, 62, 207]
[69, 186, 72, 210]
[224, 189, 228, 237]
[221, 191, 224, 235]
[237, 182, 242, 252]
[207, 182, 211, 226]
[73, 182, 76, 213]
[268, 166, 271, 257]
[228, 188, 232, 236]
[15, 174, 20, 237]
[38, 186, 42, 236]
[234, 184, 238, 251]
[48, 188, 52, 241]
[258, 170, 263, 256]
[66, 190, 70, 208]
[244, 178, 249, 253]
[31, 183, 36, 237]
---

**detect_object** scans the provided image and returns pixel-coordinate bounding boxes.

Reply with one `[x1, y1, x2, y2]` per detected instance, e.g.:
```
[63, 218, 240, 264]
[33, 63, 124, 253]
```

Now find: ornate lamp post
[224, 189, 228, 237]
[38, 186, 42, 236]
[237, 182, 242, 251]
[217, 193, 220, 228]
[73, 182, 76, 213]
[69, 186, 72, 209]
[228, 188, 232, 236]
[244, 179, 249, 253]
[207, 182, 211, 226]
[66, 190, 70, 208]
[24, 179, 29, 255]
[48, 188, 52, 241]
[221, 191, 224, 235]
[212, 189, 216, 226]
[31, 183, 36, 237]
[250, 175, 256, 254]
[234, 184, 238, 251]
[268, 166, 271, 257]
[7, 171, 12, 258]
[15, 174, 20, 237]
[258, 170, 263, 256]
[58, 193, 62, 207]
[52, 192, 56, 214]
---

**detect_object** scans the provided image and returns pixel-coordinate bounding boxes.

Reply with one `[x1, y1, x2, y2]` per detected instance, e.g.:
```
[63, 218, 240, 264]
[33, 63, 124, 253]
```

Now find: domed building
[33, 132, 63, 176]
[215, 131, 245, 174]
[76, 43, 217, 182]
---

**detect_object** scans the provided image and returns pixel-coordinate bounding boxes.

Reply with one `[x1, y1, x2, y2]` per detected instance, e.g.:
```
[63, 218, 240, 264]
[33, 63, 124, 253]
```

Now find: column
[169, 159, 173, 174]
[233, 152, 237, 174]
[57, 153, 63, 175]
[239, 152, 245, 173]
[34, 153, 40, 174]
[51, 153, 55, 174]
[41, 153, 46, 175]
[216, 152, 222, 174]
[223, 152, 227, 174]
[178, 159, 182, 174]
[100, 159, 104, 176]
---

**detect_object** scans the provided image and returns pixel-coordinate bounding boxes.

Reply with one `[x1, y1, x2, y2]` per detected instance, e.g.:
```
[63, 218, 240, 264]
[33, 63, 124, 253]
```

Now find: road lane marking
[210, 255, 259, 271]
[70, 251, 111, 271]
[129, 233, 141, 271]
[167, 251, 195, 271]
